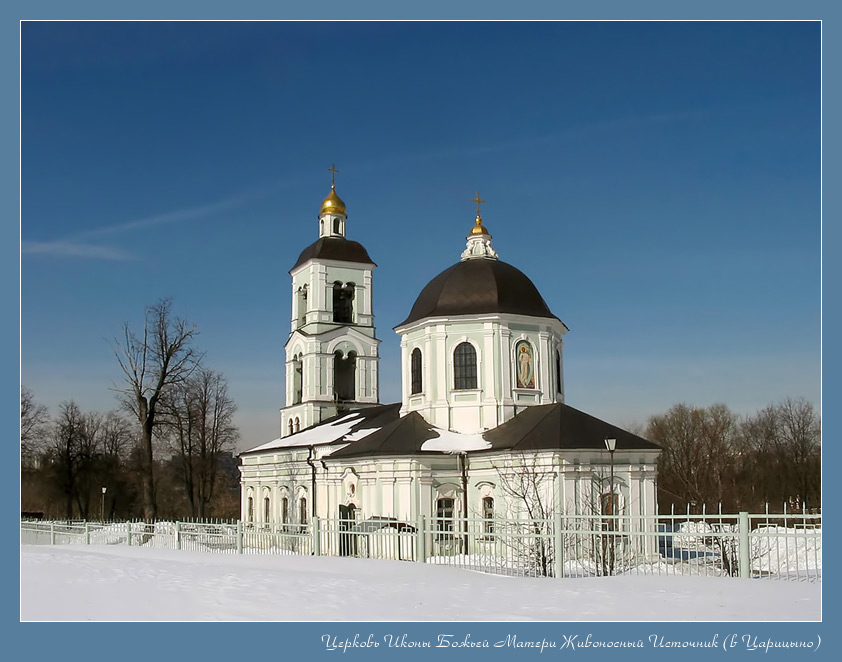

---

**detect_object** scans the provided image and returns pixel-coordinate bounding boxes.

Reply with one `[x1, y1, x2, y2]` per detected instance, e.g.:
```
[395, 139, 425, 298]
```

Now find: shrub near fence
[21, 511, 821, 582]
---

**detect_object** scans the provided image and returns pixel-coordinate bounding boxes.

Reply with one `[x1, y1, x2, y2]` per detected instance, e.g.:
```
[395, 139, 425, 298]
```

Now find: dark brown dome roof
[290, 237, 375, 272]
[398, 258, 559, 327]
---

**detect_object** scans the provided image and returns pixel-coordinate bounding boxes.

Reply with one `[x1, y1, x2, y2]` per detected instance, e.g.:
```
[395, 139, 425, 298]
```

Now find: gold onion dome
[320, 185, 347, 216]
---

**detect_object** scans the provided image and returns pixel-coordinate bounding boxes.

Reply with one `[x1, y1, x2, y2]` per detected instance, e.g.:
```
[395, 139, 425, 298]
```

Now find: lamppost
[604, 438, 616, 575]
[101, 487, 107, 522]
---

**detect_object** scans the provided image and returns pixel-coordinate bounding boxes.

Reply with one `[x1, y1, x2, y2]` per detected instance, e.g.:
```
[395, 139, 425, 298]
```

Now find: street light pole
[101, 486, 107, 522]
[604, 438, 616, 575]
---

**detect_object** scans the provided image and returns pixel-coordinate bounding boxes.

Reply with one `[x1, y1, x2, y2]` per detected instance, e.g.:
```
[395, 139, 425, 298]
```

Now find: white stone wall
[240, 447, 660, 525]
[396, 313, 567, 433]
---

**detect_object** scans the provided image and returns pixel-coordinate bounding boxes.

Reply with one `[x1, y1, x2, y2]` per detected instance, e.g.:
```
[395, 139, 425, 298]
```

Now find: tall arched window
[482, 496, 495, 534]
[436, 497, 455, 532]
[264, 496, 271, 523]
[281, 497, 289, 524]
[296, 285, 308, 328]
[247, 497, 254, 522]
[287, 419, 294, 436]
[299, 497, 308, 525]
[292, 354, 303, 404]
[334, 350, 357, 401]
[294, 417, 300, 433]
[333, 282, 355, 323]
[556, 349, 562, 394]
[410, 348, 423, 395]
[453, 342, 477, 390]
[333, 217, 340, 234]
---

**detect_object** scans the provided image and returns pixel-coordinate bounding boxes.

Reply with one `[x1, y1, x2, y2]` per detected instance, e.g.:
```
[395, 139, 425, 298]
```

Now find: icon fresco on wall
[515, 340, 535, 389]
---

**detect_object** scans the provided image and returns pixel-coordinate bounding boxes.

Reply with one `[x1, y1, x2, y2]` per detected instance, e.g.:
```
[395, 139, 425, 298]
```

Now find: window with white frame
[482, 496, 494, 534]
[410, 348, 423, 395]
[453, 342, 477, 390]
[299, 496, 308, 525]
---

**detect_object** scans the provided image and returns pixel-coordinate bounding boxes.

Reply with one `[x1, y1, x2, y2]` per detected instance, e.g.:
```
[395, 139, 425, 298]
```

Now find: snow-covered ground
[20, 544, 820, 621]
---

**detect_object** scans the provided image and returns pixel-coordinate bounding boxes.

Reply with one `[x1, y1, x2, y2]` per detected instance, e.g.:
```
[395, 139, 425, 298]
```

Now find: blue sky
[21, 21, 821, 451]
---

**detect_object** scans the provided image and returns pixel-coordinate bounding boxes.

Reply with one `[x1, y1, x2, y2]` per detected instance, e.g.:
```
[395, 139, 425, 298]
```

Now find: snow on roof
[244, 406, 491, 457]
[420, 429, 491, 453]
[245, 413, 369, 453]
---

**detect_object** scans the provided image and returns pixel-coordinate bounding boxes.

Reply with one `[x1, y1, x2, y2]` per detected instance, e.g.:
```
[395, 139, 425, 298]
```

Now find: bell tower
[281, 166, 380, 437]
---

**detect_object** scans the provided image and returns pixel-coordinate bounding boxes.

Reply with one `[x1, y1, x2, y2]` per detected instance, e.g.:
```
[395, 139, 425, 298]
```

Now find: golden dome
[320, 186, 347, 216]
[469, 214, 490, 236]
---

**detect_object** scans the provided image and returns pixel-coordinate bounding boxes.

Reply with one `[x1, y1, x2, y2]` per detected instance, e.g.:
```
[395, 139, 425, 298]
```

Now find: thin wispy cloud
[72, 195, 255, 241]
[21, 240, 138, 261]
[21, 185, 279, 261]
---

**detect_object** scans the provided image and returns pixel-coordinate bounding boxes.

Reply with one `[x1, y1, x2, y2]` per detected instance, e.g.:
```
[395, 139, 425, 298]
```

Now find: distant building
[239, 176, 660, 537]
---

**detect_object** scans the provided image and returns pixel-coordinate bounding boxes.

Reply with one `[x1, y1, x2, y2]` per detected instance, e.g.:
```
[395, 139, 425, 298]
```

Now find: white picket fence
[20, 511, 821, 582]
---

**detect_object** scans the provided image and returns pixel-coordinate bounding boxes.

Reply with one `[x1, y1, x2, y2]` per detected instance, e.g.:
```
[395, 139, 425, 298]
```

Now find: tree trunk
[141, 413, 157, 521]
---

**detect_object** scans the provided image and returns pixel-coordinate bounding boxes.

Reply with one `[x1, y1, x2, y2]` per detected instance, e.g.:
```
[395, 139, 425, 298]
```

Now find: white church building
[239, 176, 660, 541]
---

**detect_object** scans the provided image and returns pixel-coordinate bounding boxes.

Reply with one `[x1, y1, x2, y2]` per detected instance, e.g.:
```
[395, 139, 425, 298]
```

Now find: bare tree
[113, 299, 201, 520]
[45, 401, 86, 519]
[493, 453, 556, 577]
[739, 398, 821, 510]
[161, 368, 238, 517]
[647, 403, 739, 512]
[21, 386, 49, 463]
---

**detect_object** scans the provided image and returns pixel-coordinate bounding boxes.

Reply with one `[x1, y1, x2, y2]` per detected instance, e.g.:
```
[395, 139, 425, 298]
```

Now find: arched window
[320, 219, 324, 235]
[482, 497, 494, 534]
[436, 498, 455, 532]
[334, 350, 356, 401]
[333, 217, 340, 234]
[299, 497, 308, 525]
[247, 497, 254, 522]
[281, 497, 289, 524]
[292, 354, 303, 405]
[288, 419, 294, 436]
[556, 349, 562, 394]
[294, 417, 300, 433]
[453, 342, 477, 390]
[601, 491, 620, 535]
[296, 285, 308, 328]
[333, 282, 355, 323]
[410, 348, 423, 395]
[264, 496, 271, 523]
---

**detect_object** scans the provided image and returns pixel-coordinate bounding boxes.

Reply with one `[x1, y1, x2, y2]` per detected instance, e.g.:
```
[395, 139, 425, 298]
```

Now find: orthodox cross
[470, 192, 486, 217]
[328, 163, 339, 187]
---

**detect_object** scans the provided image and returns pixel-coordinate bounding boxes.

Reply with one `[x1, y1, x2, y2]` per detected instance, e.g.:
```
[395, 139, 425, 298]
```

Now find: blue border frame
[9, 1, 834, 659]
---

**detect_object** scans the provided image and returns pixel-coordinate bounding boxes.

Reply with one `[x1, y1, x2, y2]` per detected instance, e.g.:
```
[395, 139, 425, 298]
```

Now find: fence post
[416, 513, 426, 563]
[126, 521, 132, 546]
[554, 508, 564, 579]
[85, 521, 90, 545]
[175, 521, 181, 551]
[312, 515, 321, 556]
[50, 522, 55, 545]
[237, 520, 243, 554]
[738, 511, 750, 579]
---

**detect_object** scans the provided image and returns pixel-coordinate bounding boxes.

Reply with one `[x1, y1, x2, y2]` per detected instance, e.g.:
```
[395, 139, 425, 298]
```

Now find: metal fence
[21, 510, 821, 582]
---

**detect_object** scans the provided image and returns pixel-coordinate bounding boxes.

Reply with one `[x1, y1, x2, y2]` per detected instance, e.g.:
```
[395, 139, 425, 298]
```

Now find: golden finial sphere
[470, 215, 490, 235]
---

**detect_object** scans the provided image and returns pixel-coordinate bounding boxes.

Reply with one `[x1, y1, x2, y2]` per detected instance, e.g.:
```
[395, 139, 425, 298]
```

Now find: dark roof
[328, 411, 439, 459]
[397, 258, 560, 327]
[482, 403, 660, 452]
[239, 403, 401, 455]
[328, 403, 659, 459]
[291, 237, 375, 272]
